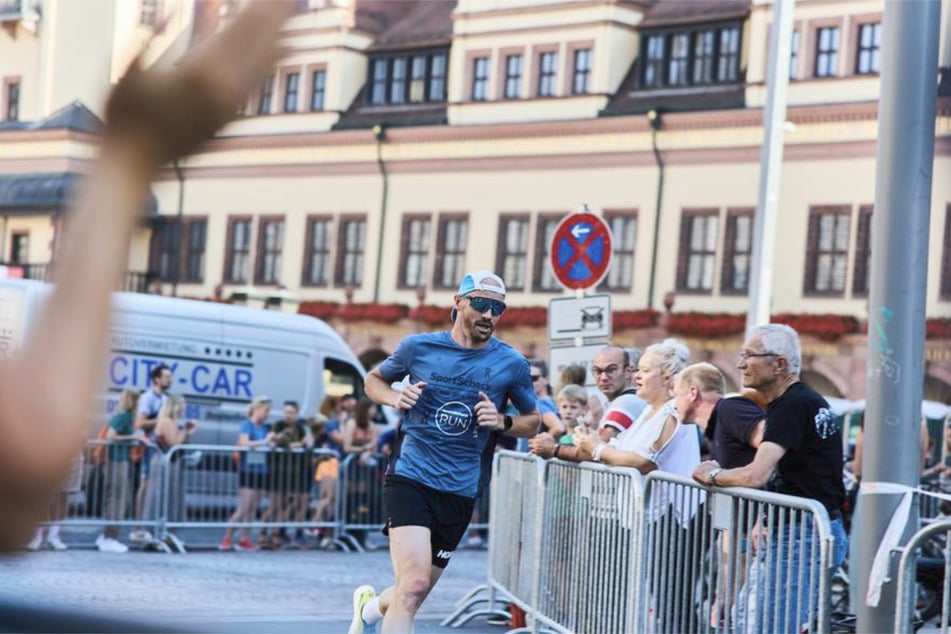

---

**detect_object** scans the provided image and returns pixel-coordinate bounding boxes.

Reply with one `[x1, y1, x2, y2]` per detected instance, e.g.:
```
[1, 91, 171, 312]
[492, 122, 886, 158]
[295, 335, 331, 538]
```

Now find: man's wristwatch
[502, 415, 513, 432]
[709, 467, 724, 486]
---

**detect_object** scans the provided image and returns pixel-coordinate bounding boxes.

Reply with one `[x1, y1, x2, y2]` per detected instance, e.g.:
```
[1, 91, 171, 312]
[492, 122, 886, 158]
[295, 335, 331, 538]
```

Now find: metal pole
[172, 160, 185, 297]
[745, 0, 794, 336]
[372, 125, 388, 304]
[646, 116, 664, 311]
[854, 1, 941, 631]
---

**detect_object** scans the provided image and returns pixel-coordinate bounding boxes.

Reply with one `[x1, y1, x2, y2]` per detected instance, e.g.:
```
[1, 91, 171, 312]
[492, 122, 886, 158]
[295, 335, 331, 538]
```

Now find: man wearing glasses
[692, 324, 848, 632]
[350, 270, 540, 634]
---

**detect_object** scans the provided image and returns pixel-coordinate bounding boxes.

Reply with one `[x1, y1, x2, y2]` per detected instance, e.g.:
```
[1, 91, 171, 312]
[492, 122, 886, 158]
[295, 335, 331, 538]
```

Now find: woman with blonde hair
[96, 388, 140, 553]
[220, 396, 273, 551]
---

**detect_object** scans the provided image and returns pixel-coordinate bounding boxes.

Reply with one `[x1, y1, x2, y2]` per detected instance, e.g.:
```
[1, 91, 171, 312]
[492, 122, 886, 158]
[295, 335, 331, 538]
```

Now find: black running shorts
[382, 474, 475, 568]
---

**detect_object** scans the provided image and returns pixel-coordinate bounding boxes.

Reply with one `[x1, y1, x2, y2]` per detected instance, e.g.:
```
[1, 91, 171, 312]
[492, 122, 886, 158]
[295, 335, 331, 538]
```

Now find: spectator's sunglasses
[467, 296, 507, 317]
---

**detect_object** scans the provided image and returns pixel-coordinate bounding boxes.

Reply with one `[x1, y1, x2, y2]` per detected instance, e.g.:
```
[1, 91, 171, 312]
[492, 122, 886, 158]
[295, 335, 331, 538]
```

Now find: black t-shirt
[709, 396, 766, 469]
[763, 382, 846, 515]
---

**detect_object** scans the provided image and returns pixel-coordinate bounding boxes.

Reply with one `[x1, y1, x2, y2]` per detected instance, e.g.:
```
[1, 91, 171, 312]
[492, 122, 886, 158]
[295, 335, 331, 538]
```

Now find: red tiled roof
[640, 0, 749, 28]
[370, 0, 456, 51]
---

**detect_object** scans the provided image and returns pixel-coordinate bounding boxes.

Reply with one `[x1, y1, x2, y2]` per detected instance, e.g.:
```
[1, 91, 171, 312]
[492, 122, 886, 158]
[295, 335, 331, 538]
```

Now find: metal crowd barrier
[894, 517, 951, 633]
[534, 459, 643, 634]
[446, 454, 838, 634]
[443, 451, 544, 629]
[639, 472, 835, 634]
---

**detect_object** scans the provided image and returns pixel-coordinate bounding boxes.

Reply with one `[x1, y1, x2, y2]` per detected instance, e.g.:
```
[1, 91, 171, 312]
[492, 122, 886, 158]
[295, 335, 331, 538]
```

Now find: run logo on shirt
[434, 401, 473, 436]
[814, 407, 838, 439]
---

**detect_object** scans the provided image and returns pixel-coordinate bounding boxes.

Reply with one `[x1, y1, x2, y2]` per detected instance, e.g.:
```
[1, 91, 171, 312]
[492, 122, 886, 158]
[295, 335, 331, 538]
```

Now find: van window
[325, 357, 364, 399]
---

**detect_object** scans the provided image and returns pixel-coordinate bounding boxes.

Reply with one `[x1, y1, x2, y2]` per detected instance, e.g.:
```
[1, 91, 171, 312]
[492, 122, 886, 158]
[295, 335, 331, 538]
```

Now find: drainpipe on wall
[372, 124, 388, 304]
[0, 214, 7, 261]
[646, 109, 664, 311]
[172, 159, 185, 297]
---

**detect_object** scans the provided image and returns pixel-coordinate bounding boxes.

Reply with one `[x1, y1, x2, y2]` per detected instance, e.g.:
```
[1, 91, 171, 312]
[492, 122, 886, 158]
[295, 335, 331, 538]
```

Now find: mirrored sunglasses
[467, 296, 507, 317]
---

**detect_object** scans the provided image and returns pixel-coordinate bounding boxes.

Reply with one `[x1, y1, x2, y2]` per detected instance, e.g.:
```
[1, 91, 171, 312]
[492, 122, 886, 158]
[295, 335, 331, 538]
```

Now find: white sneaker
[466, 534, 485, 549]
[128, 529, 153, 543]
[25, 533, 43, 551]
[46, 535, 67, 551]
[348, 585, 377, 634]
[97, 537, 129, 554]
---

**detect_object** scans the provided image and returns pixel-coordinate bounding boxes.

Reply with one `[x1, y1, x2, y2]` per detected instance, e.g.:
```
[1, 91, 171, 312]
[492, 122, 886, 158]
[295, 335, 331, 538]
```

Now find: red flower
[613, 309, 661, 330]
[409, 304, 450, 326]
[926, 318, 951, 340]
[665, 312, 745, 339]
[771, 313, 859, 342]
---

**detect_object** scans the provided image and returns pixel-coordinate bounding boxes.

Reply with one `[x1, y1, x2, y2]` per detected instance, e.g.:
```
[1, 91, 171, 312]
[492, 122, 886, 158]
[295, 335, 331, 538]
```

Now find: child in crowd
[556, 385, 590, 446]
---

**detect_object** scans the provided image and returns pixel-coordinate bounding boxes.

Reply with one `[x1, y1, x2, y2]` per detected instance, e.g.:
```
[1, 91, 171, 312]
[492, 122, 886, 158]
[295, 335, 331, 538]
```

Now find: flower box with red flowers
[926, 318, 951, 340]
[771, 313, 860, 342]
[334, 302, 409, 322]
[409, 304, 450, 326]
[665, 312, 745, 339]
[613, 309, 661, 330]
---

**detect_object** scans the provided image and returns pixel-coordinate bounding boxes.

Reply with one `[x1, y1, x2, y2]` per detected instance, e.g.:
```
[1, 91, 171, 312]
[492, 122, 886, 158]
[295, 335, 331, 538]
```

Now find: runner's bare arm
[0, 0, 294, 551]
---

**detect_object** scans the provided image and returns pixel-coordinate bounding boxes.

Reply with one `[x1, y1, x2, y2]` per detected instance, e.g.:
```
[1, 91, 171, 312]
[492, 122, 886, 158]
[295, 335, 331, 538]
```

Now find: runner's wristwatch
[709, 468, 723, 486]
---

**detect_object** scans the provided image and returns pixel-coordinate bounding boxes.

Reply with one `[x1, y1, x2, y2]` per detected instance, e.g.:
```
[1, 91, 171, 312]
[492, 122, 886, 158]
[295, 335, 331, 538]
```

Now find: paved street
[0, 532, 500, 633]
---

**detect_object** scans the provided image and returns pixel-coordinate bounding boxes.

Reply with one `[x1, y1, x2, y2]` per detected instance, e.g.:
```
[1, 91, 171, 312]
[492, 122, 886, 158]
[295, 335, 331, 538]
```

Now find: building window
[856, 23, 881, 75]
[599, 212, 637, 292]
[472, 57, 489, 101]
[533, 215, 562, 292]
[496, 215, 530, 291]
[941, 205, 951, 299]
[676, 211, 719, 293]
[366, 51, 448, 106]
[720, 210, 753, 294]
[255, 218, 284, 285]
[310, 69, 326, 111]
[429, 53, 447, 101]
[224, 218, 252, 283]
[852, 206, 873, 296]
[814, 26, 840, 77]
[434, 216, 468, 289]
[284, 72, 299, 113]
[9, 232, 28, 264]
[668, 33, 690, 86]
[643, 35, 665, 88]
[258, 77, 273, 115]
[399, 216, 431, 289]
[718, 26, 740, 82]
[184, 220, 206, 282]
[336, 217, 366, 287]
[370, 59, 387, 105]
[302, 216, 333, 287]
[804, 207, 850, 295]
[149, 218, 205, 283]
[4, 80, 19, 122]
[572, 49, 592, 95]
[409, 56, 427, 103]
[504, 55, 522, 99]
[391, 58, 407, 104]
[790, 29, 800, 79]
[140, 0, 158, 26]
[693, 30, 716, 84]
[641, 25, 742, 88]
[537, 51, 557, 97]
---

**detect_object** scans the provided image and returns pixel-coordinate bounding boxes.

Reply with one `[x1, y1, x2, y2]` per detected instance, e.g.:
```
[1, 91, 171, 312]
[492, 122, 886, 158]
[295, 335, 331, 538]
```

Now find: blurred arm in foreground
[0, 0, 294, 551]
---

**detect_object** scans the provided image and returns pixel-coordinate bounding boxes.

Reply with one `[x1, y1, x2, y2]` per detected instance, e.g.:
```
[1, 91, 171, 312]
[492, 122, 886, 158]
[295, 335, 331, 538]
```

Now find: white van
[0, 278, 365, 446]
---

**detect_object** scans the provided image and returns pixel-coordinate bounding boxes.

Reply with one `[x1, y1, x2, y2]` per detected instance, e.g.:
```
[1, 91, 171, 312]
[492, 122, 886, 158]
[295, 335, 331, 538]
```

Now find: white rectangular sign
[549, 342, 606, 387]
[548, 294, 612, 342]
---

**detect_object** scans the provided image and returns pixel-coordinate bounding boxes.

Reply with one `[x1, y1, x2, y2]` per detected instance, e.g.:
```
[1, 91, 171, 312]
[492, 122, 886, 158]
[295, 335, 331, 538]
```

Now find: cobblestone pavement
[0, 535, 502, 633]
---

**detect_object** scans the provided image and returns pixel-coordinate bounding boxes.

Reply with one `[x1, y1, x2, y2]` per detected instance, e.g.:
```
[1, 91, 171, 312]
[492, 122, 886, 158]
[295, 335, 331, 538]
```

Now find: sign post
[547, 207, 614, 384]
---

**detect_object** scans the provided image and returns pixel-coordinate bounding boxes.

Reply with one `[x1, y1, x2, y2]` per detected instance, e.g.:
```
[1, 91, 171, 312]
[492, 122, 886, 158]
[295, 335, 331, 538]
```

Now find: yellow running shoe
[348, 584, 377, 634]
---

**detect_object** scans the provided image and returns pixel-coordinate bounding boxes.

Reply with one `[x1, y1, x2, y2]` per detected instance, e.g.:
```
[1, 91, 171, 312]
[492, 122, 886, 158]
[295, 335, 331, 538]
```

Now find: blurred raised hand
[0, 0, 294, 552]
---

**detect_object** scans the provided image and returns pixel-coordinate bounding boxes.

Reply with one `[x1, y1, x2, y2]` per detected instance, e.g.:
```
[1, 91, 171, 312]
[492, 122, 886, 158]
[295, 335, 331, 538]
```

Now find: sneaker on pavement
[129, 529, 153, 543]
[218, 537, 233, 551]
[235, 538, 259, 552]
[46, 535, 67, 551]
[348, 585, 377, 634]
[25, 534, 43, 551]
[466, 534, 485, 549]
[97, 537, 129, 553]
[319, 536, 334, 550]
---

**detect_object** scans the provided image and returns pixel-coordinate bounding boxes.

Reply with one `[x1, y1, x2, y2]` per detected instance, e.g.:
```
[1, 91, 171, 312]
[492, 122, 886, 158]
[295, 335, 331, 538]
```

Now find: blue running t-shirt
[377, 331, 537, 498]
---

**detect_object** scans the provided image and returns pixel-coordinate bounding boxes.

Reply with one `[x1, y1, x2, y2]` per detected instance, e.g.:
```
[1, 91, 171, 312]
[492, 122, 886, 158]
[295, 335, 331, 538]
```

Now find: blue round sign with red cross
[550, 212, 614, 290]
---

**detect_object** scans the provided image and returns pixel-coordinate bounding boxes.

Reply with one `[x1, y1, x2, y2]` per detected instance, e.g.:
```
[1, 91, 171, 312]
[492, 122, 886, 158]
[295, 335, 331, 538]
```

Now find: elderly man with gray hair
[692, 324, 848, 632]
